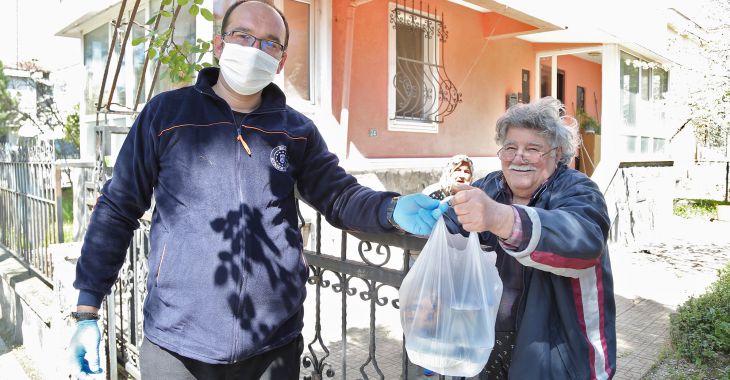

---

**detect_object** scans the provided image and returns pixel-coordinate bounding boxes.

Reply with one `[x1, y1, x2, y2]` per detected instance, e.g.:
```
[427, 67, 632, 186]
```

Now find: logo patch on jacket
[270, 145, 289, 171]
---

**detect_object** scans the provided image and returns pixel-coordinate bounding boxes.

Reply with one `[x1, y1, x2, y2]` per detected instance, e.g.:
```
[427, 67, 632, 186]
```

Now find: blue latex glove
[393, 193, 449, 235]
[69, 319, 103, 376]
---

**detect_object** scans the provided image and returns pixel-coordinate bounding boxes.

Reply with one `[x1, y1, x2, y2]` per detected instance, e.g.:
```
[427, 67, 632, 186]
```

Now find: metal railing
[102, 207, 444, 380]
[0, 141, 63, 284]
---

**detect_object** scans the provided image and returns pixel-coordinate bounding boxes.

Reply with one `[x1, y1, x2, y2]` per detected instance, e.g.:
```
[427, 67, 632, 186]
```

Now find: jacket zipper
[236, 132, 252, 156]
[233, 114, 245, 362]
[232, 109, 283, 156]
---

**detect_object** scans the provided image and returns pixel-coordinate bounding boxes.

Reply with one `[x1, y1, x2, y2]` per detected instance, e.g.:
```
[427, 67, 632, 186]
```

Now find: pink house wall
[556, 55, 602, 121]
[331, 1, 602, 159]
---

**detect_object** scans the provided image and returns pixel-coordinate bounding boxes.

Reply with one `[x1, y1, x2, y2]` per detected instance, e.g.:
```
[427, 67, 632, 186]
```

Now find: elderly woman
[447, 97, 616, 379]
[422, 154, 474, 200]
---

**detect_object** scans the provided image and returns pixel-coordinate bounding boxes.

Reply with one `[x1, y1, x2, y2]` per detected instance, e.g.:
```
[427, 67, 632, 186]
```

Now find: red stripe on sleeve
[595, 265, 613, 377]
[571, 278, 597, 380]
[530, 250, 600, 269]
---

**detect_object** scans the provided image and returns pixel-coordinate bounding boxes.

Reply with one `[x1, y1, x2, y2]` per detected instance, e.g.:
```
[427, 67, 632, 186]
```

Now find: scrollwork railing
[106, 205, 428, 380]
[301, 212, 427, 380]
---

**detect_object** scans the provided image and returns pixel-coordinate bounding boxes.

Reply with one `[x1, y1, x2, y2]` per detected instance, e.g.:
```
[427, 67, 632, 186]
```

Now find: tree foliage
[132, 0, 215, 85]
[0, 59, 81, 146]
[14, 60, 67, 137]
[64, 104, 80, 148]
[682, 2, 730, 149]
[0, 60, 21, 143]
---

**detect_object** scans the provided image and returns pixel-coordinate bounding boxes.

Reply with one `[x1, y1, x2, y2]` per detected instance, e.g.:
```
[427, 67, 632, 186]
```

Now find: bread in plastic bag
[399, 217, 503, 377]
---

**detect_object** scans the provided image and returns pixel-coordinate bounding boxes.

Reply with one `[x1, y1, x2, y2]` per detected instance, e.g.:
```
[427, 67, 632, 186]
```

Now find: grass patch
[62, 187, 73, 242]
[642, 350, 730, 379]
[673, 198, 730, 219]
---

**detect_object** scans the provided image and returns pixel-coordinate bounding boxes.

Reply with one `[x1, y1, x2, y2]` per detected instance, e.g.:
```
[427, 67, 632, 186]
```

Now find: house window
[395, 22, 429, 121]
[387, 2, 457, 133]
[625, 135, 637, 153]
[652, 67, 668, 100]
[81, 2, 196, 114]
[620, 52, 639, 128]
[653, 138, 666, 153]
[83, 24, 109, 114]
[620, 51, 669, 155]
[132, 10, 147, 103]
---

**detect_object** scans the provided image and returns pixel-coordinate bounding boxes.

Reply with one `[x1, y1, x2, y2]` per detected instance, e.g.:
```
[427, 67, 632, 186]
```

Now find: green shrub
[673, 198, 730, 219]
[670, 262, 730, 364]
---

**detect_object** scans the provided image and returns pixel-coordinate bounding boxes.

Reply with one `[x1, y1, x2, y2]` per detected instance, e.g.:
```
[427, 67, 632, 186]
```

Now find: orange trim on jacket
[242, 124, 307, 141]
[158, 121, 233, 137]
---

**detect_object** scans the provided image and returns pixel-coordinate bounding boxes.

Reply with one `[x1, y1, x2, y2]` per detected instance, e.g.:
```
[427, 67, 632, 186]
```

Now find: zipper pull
[236, 134, 252, 156]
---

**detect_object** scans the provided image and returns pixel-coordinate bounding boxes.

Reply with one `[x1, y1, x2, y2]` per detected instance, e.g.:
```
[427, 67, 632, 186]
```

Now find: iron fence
[0, 140, 63, 283]
[102, 206, 464, 380]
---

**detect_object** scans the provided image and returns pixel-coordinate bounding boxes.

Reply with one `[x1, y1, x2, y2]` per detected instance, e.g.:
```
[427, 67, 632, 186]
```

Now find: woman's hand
[450, 184, 515, 238]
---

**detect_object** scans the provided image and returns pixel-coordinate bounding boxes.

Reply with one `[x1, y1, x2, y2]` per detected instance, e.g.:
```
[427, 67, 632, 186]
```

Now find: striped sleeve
[499, 178, 609, 278]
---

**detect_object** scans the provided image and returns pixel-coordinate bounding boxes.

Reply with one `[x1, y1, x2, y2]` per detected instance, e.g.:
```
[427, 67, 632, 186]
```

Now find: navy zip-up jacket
[74, 67, 397, 364]
[447, 164, 616, 379]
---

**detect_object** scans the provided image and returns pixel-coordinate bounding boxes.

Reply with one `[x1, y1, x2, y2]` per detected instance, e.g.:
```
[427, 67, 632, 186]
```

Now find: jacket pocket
[155, 243, 168, 287]
[551, 323, 578, 380]
[154, 229, 177, 288]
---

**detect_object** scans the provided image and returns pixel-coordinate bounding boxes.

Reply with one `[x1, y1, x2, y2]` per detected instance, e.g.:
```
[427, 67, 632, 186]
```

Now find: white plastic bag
[400, 217, 503, 377]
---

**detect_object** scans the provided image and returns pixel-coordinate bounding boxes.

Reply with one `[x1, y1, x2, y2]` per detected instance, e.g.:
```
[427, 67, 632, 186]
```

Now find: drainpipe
[341, 0, 372, 159]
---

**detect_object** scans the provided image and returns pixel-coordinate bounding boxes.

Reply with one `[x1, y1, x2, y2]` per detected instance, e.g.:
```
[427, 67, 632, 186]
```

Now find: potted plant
[576, 108, 601, 135]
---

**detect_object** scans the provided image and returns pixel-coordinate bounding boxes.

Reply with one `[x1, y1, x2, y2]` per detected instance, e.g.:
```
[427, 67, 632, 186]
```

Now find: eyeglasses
[222, 30, 286, 58]
[497, 146, 557, 163]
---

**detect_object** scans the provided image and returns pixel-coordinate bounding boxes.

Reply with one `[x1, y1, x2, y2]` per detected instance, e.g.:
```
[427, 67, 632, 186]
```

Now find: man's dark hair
[221, 0, 290, 48]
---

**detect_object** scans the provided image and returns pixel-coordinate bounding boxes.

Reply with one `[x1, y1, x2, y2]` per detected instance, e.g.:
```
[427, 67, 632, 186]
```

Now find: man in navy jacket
[67, 1, 445, 378]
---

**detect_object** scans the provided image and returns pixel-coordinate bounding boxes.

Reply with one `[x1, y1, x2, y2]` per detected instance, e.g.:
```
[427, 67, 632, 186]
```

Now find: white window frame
[387, 2, 439, 134]
[80, 14, 121, 124]
[618, 49, 670, 156]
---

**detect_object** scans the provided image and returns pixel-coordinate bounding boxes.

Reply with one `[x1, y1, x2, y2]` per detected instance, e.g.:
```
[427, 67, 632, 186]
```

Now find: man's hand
[392, 193, 448, 236]
[69, 319, 103, 377]
[450, 185, 514, 237]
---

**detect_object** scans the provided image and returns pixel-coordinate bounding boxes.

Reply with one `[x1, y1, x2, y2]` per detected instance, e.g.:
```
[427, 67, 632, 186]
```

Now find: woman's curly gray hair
[494, 97, 580, 165]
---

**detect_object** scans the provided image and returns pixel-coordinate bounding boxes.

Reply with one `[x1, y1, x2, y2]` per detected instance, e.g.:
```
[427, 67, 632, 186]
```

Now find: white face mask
[219, 43, 280, 96]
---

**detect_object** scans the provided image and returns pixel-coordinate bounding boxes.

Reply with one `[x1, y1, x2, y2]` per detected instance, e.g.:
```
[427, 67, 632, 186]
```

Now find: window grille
[390, 0, 461, 124]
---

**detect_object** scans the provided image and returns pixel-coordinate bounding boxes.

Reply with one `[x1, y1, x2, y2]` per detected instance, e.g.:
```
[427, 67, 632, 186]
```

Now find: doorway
[540, 64, 565, 103]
